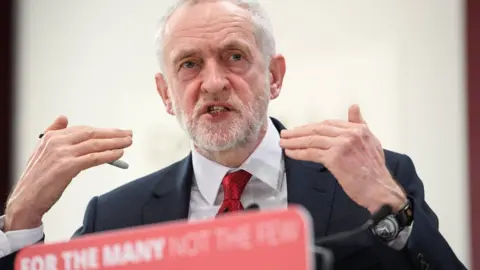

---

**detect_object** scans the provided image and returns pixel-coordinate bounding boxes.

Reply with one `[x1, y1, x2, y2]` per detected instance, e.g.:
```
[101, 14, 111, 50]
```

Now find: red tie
[217, 170, 252, 215]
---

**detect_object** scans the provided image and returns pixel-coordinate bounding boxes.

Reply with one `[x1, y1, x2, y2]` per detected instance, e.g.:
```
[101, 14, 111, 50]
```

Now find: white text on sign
[18, 219, 301, 270]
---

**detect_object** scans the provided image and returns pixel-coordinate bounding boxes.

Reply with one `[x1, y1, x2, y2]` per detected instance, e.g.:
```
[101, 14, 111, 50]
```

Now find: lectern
[14, 206, 333, 270]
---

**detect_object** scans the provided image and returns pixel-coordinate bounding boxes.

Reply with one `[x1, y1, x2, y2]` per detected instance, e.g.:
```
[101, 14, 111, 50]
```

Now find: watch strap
[395, 199, 414, 229]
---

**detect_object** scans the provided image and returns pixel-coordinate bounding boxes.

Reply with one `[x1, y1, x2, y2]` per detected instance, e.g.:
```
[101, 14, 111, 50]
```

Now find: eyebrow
[219, 39, 252, 56]
[170, 39, 254, 65]
[171, 48, 201, 66]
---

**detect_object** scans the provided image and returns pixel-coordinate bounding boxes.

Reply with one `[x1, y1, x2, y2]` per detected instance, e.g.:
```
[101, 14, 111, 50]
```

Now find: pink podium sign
[15, 206, 314, 270]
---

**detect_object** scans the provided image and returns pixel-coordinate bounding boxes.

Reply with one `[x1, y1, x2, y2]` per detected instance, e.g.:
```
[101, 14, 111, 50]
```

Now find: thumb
[348, 104, 367, 124]
[40, 115, 69, 137]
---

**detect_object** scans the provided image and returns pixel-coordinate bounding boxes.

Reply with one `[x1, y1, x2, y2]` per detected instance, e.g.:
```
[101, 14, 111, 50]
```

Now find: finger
[348, 104, 367, 125]
[29, 127, 131, 172]
[74, 149, 125, 171]
[286, 120, 349, 131]
[280, 122, 346, 139]
[67, 128, 133, 144]
[279, 136, 334, 150]
[39, 116, 69, 138]
[43, 125, 130, 138]
[44, 115, 69, 133]
[72, 137, 133, 157]
[30, 127, 131, 167]
[284, 148, 326, 163]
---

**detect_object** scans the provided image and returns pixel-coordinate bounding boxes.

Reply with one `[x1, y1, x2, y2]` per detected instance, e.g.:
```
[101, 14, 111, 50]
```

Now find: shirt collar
[191, 118, 283, 205]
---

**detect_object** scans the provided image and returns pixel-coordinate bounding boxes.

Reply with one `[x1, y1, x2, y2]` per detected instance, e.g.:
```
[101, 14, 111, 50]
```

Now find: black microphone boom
[368, 204, 393, 226]
[315, 204, 393, 246]
[241, 203, 392, 270]
[245, 203, 260, 210]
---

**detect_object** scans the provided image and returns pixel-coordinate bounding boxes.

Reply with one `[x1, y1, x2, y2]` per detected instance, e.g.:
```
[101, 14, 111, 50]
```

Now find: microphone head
[245, 203, 260, 210]
[371, 204, 393, 225]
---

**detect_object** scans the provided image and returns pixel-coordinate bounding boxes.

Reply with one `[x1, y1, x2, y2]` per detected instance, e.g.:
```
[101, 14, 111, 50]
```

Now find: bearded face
[157, 1, 276, 152]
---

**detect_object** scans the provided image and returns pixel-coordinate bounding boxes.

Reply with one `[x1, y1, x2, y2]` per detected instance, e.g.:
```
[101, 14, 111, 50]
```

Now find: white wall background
[14, 0, 470, 267]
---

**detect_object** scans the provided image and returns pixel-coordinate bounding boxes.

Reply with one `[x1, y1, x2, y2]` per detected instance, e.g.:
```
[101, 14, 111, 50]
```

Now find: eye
[181, 60, 196, 69]
[229, 53, 243, 61]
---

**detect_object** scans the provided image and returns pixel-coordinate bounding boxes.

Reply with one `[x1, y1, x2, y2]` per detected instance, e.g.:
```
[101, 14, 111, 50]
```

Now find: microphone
[369, 204, 394, 225]
[315, 204, 393, 246]
[219, 204, 258, 215]
[228, 203, 391, 270]
[242, 203, 392, 247]
[312, 204, 393, 270]
[245, 203, 260, 210]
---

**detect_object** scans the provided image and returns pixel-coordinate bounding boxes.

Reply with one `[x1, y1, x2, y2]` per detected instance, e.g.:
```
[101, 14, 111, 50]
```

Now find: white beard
[170, 81, 270, 152]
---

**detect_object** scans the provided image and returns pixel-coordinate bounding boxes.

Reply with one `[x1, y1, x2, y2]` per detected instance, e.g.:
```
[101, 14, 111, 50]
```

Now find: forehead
[163, 1, 258, 61]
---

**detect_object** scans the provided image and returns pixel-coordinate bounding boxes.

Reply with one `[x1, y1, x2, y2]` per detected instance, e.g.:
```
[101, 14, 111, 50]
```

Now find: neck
[194, 120, 269, 168]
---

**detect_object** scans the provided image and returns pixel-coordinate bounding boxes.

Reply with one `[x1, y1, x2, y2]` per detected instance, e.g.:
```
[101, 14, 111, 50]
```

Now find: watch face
[373, 216, 399, 240]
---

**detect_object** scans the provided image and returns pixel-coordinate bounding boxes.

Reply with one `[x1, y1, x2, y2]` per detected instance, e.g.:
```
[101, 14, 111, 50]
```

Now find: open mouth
[206, 105, 231, 115]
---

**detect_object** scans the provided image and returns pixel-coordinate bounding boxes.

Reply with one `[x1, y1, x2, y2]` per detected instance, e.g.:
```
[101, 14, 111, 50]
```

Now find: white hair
[153, 0, 276, 72]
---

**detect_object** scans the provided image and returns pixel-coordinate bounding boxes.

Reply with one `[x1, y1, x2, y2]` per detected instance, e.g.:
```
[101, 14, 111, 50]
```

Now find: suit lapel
[284, 155, 336, 238]
[142, 154, 194, 225]
[270, 117, 336, 238]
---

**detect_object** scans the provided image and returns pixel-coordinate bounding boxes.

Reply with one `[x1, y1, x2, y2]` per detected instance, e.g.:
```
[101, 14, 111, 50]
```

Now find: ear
[155, 73, 175, 115]
[268, 54, 286, 100]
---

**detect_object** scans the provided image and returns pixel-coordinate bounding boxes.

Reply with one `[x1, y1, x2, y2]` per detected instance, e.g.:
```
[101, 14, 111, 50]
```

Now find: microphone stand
[312, 245, 334, 270]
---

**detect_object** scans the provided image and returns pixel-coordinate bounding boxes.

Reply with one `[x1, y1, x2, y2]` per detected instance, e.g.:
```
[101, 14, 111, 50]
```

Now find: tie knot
[221, 170, 252, 200]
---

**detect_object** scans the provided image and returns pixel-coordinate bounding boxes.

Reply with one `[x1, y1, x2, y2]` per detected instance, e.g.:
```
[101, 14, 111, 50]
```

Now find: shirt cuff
[387, 221, 414, 250]
[0, 215, 44, 258]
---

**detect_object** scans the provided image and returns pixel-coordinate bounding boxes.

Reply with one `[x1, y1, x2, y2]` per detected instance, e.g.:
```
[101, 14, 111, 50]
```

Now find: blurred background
[0, 0, 478, 269]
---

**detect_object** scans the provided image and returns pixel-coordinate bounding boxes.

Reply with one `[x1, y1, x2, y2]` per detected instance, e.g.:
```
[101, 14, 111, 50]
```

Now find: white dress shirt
[188, 118, 288, 221]
[0, 118, 411, 258]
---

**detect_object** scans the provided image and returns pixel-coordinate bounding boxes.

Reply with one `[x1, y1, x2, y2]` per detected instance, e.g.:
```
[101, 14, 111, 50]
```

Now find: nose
[200, 60, 229, 94]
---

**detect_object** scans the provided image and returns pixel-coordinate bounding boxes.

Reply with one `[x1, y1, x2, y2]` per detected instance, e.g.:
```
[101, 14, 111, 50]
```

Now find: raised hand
[279, 105, 407, 214]
[4, 116, 133, 231]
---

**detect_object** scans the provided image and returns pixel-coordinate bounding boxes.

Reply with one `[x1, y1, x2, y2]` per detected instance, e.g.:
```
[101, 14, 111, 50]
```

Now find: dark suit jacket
[0, 118, 466, 270]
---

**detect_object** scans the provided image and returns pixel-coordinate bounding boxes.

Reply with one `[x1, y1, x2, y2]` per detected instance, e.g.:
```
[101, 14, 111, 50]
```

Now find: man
[0, 0, 466, 269]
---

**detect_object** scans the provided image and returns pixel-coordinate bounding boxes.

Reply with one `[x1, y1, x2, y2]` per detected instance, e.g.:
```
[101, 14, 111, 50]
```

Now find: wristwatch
[371, 200, 414, 242]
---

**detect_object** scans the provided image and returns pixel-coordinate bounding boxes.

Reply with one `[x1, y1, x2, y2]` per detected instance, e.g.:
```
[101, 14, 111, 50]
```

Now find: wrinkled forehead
[162, 1, 258, 63]
[164, 1, 254, 33]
